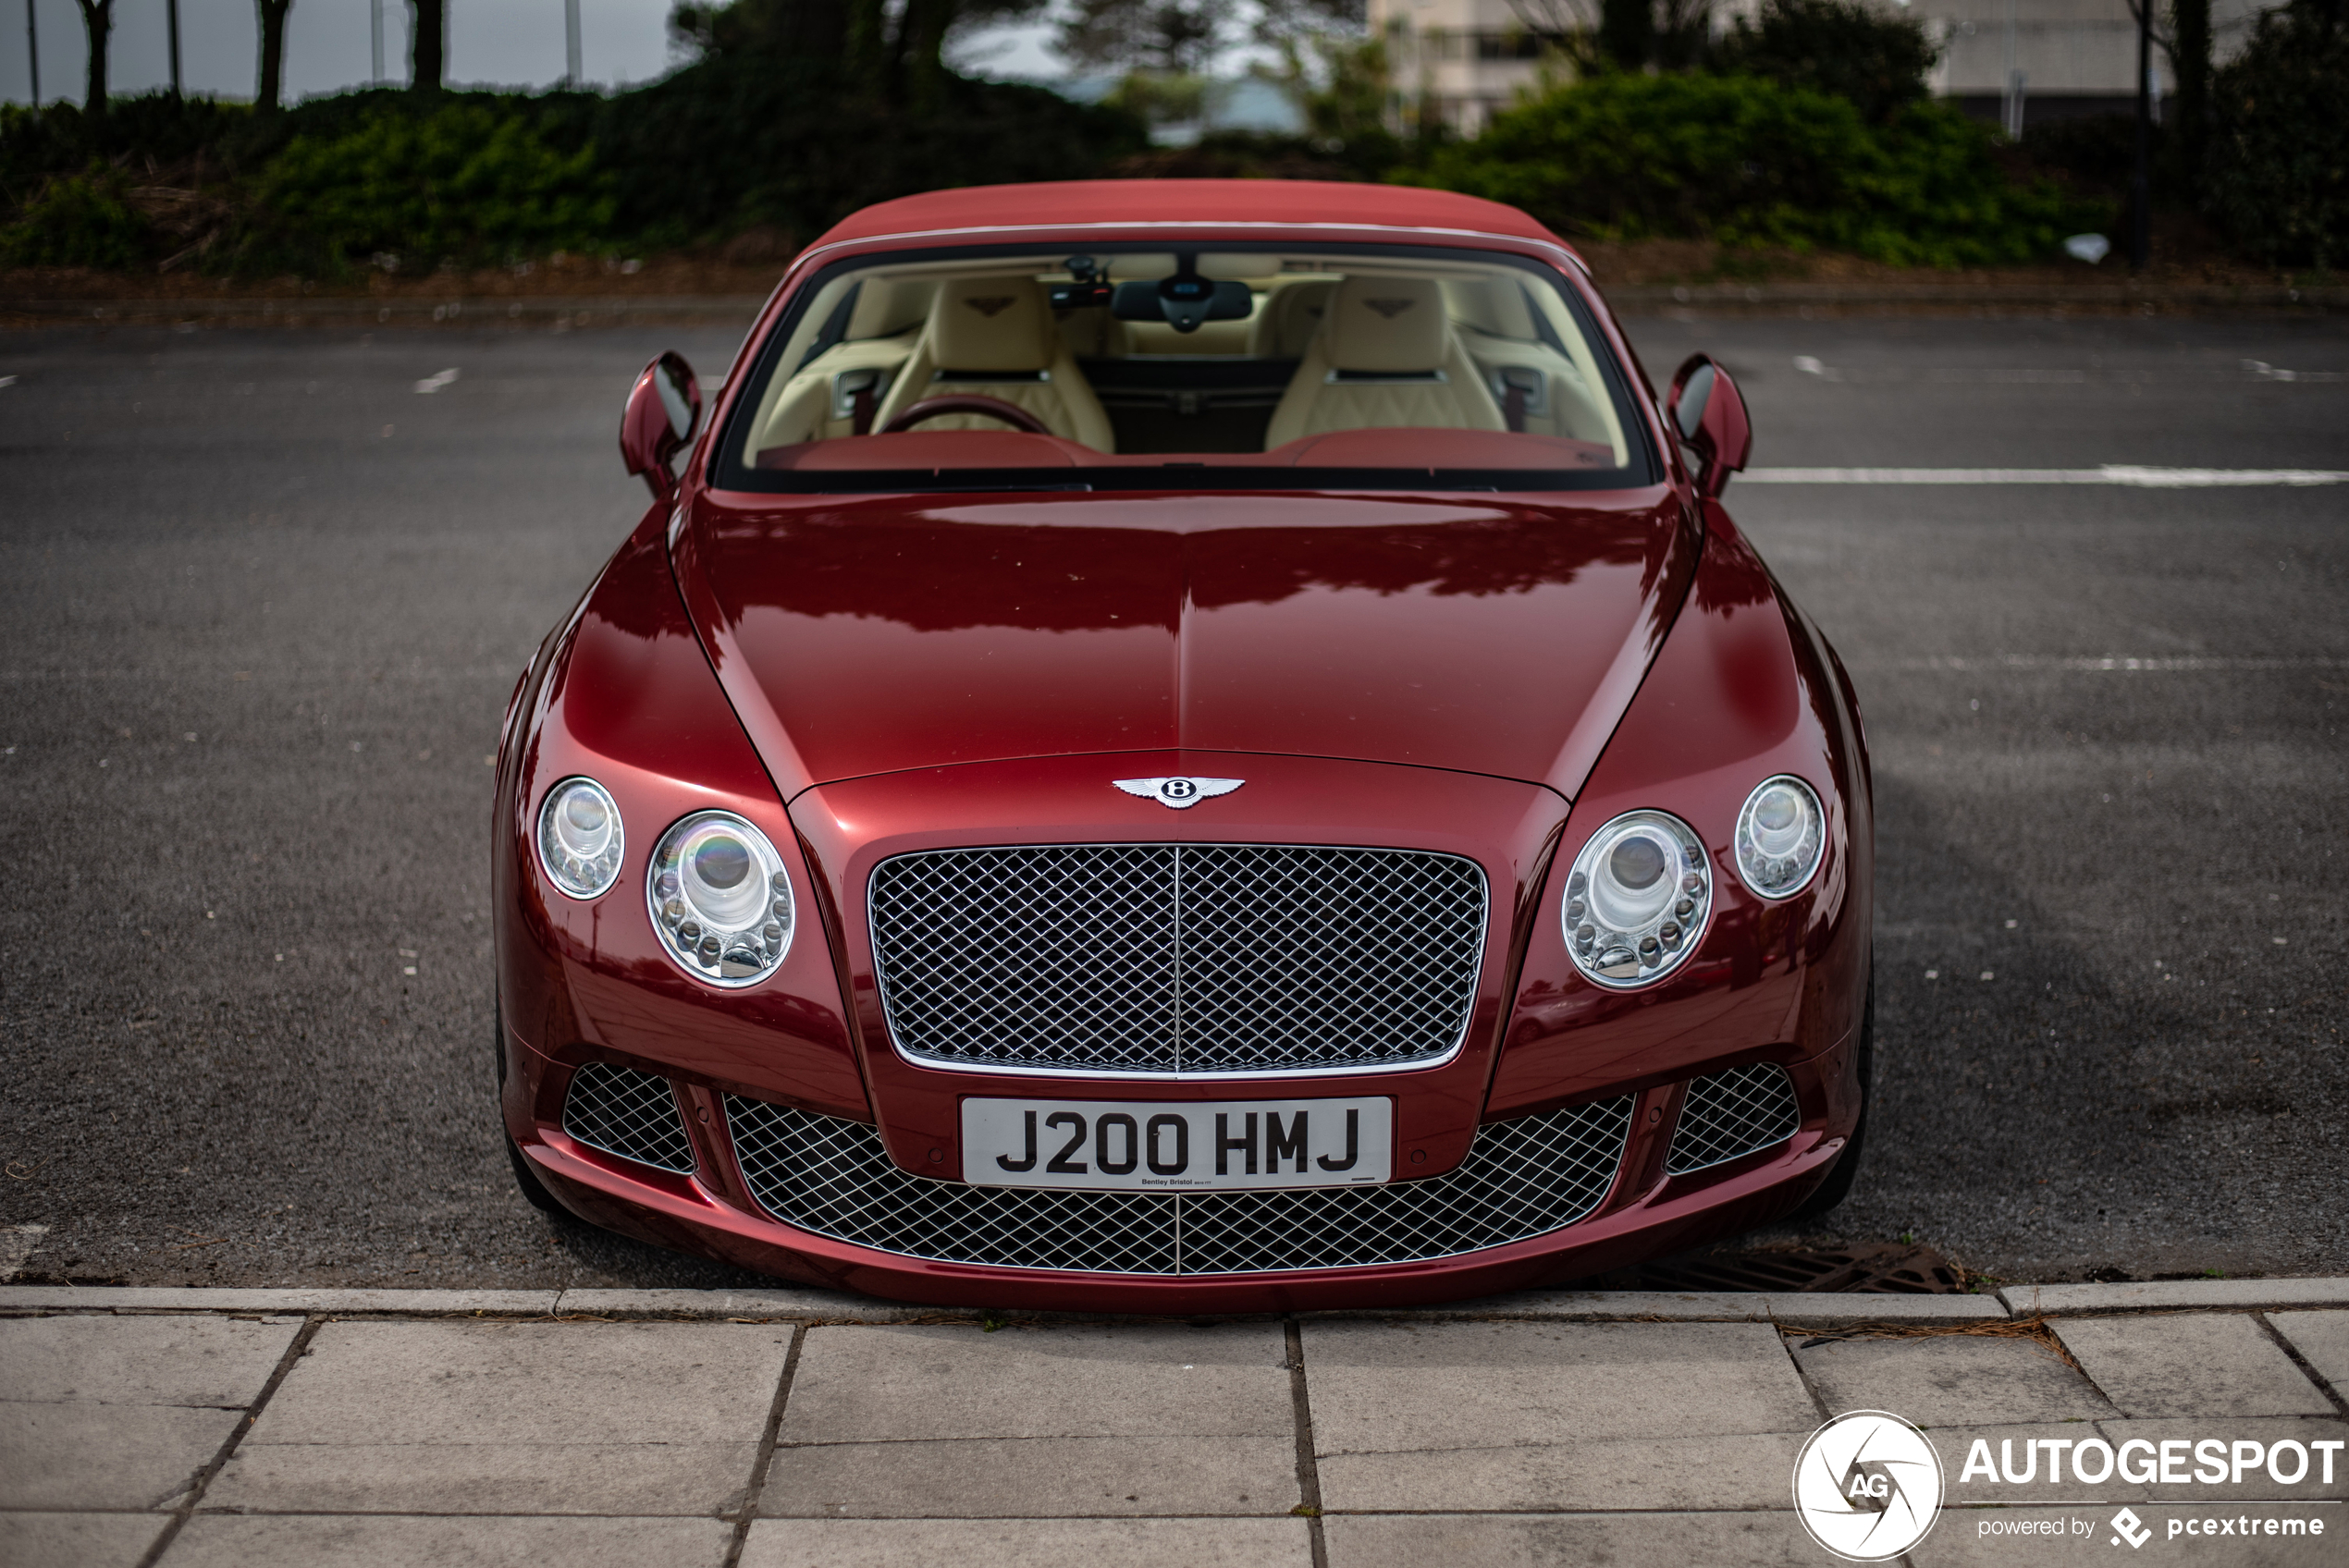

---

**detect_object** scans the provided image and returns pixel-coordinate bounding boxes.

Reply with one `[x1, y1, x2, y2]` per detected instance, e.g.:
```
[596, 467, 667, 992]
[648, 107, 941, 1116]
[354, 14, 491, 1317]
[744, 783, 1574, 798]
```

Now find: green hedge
[0, 165, 154, 267]
[5, 49, 2120, 276]
[0, 65, 1145, 276]
[591, 55, 1145, 251]
[1709, 0, 1939, 126]
[2204, 0, 2349, 267]
[1395, 71, 2090, 267]
[258, 104, 614, 265]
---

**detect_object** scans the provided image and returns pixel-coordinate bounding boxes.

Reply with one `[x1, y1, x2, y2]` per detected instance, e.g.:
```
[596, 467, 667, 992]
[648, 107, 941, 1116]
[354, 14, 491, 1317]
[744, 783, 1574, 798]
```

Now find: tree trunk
[409, 0, 445, 93]
[845, 0, 888, 90]
[1598, 0, 1651, 69]
[2169, 0, 2209, 189]
[73, 0, 113, 118]
[899, 0, 953, 107]
[255, 0, 294, 113]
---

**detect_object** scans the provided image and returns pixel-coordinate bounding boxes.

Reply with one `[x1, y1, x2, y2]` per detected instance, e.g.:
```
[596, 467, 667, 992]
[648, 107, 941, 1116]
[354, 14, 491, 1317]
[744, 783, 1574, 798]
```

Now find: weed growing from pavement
[1786, 1312, 2082, 1369]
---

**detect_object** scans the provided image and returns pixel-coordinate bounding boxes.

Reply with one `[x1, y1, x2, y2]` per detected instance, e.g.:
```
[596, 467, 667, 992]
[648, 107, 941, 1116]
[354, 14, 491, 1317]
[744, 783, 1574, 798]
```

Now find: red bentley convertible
[494, 179, 1874, 1309]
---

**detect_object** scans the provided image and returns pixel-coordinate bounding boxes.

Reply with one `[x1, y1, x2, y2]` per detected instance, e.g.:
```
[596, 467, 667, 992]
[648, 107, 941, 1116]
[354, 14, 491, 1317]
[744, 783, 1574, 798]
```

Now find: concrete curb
[550, 1287, 944, 1320]
[0, 1286, 563, 1314]
[1407, 1290, 1772, 1322]
[0, 1283, 1998, 1325]
[1997, 1278, 2349, 1315]
[1416, 1290, 2012, 1327]
[1765, 1293, 2012, 1329]
[6, 1280, 2343, 1321]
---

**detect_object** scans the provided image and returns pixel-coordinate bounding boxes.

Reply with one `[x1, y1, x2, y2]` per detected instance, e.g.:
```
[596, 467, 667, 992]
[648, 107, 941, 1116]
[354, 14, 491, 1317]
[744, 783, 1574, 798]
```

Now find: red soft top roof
[806, 179, 1570, 254]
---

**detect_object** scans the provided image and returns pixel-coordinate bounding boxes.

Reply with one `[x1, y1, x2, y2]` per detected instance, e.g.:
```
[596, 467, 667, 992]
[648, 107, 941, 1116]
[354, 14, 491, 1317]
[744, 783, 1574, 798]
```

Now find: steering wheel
[879, 395, 1052, 436]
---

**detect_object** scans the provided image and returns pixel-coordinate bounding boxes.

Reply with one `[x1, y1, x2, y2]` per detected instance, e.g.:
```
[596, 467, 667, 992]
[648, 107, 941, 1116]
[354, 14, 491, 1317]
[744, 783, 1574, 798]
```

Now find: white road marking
[2244, 360, 2345, 383]
[0, 1224, 49, 1280]
[1787, 357, 2344, 386]
[413, 368, 461, 394]
[0, 374, 17, 389]
[1876, 655, 2344, 672]
[1741, 466, 2349, 486]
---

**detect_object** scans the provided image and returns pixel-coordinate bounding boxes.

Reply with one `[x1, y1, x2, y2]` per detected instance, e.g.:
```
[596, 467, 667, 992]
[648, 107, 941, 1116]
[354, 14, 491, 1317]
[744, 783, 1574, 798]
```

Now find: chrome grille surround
[1665, 1061, 1802, 1175]
[563, 1061, 697, 1174]
[725, 1094, 1631, 1275]
[867, 844, 1489, 1077]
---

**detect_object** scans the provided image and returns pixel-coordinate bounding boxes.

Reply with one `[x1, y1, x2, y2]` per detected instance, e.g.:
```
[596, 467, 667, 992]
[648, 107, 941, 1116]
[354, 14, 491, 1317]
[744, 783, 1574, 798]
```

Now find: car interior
[735, 249, 1632, 473]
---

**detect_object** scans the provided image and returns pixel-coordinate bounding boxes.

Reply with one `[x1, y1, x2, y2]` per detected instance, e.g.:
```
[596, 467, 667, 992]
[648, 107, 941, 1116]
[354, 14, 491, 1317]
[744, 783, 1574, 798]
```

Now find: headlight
[1563, 810, 1711, 988]
[647, 812, 794, 986]
[1734, 775, 1826, 900]
[537, 778, 624, 899]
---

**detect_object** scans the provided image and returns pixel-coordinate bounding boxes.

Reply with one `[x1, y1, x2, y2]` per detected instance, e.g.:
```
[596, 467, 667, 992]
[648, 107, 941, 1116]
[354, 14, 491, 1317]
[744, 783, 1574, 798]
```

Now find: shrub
[0, 93, 255, 196]
[1396, 71, 2085, 266]
[590, 55, 1146, 249]
[1111, 129, 1379, 181]
[2013, 112, 2143, 202]
[2203, 0, 2349, 267]
[0, 167, 154, 268]
[3, 58, 1147, 276]
[1709, 0, 1939, 127]
[257, 102, 615, 268]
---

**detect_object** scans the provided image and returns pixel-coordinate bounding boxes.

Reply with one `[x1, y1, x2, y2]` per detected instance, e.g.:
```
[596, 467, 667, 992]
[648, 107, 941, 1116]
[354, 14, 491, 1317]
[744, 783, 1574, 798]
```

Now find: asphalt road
[1, 311, 2343, 1292]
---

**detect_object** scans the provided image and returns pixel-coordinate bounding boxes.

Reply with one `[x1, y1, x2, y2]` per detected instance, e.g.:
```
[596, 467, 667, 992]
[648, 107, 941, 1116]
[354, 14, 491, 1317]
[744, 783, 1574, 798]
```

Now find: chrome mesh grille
[867, 844, 1488, 1075]
[726, 1094, 1630, 1275]
[1665, 1062, 1802, 1174]
[726, 1099, 1173, 1273]
[563, 1062, 696, 1173]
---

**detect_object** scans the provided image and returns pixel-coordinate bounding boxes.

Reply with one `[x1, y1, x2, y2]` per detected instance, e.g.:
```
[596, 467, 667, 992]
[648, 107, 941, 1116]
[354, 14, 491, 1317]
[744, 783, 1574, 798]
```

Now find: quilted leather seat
[1262, 276, 1507, 448]
[871, 276, 1115, 450]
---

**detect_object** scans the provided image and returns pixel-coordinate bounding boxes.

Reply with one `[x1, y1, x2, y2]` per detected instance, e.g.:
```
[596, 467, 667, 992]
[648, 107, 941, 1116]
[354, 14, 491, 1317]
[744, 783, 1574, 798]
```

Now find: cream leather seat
[1263, 276, 1506, 448]
[748, 279, 936, 450]
[870, 276, 1115, 450]
[1440, 277, 1615, 443]
[1248, 277, 1334, 359]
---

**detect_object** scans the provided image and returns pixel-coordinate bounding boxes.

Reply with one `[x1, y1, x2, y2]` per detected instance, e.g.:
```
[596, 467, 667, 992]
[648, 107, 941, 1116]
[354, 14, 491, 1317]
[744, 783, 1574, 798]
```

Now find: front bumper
[505, 1027, 1858, 1312]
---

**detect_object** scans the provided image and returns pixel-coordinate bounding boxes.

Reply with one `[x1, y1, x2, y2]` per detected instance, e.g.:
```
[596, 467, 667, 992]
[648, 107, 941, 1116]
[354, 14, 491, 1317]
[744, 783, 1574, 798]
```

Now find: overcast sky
[0, 0, 1064, 105]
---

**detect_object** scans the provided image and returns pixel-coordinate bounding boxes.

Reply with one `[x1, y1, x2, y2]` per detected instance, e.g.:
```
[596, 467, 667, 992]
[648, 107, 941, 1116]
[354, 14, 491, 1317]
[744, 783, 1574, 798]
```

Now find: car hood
[673, 488, 1698, 800]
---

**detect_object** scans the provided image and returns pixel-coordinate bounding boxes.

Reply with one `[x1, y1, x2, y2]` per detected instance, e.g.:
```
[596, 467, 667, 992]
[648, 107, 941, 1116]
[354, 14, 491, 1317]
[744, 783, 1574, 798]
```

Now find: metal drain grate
[1665, 1061, 1802, 1174]
[726, 1095, 1632, 1275]
[562, 1061, 696, 1174]
[1587, 1243, 1965, 1295]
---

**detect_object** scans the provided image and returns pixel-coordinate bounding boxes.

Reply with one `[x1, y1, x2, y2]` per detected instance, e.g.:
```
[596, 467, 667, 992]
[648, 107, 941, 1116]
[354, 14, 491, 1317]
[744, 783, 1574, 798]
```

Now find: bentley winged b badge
[1114, 777, 1244, 810]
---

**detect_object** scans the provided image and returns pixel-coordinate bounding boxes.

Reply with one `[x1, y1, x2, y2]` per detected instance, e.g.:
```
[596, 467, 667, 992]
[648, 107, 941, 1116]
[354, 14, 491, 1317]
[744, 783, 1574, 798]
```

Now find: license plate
[962, 1096, 1393, 1192]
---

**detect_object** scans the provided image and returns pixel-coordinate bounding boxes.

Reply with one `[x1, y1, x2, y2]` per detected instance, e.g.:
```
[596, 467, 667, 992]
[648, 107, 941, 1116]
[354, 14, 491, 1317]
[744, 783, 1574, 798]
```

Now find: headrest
[1441, 276, 1536, 341]
[1259, 279, 1334, 358]
[1322, 276, 1447, 373]
[847, 277, 935, 339]
[929, 276, 1054, 373]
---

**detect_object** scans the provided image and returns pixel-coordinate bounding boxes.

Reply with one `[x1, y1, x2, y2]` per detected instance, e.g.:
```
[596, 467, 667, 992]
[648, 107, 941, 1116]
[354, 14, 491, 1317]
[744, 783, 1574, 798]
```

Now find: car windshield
[712, 241, 1656, 494]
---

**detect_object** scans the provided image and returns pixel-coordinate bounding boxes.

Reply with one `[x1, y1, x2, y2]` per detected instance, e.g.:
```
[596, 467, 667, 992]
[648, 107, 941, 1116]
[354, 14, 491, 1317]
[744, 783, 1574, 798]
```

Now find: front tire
[1787, 963, 1873, 1221]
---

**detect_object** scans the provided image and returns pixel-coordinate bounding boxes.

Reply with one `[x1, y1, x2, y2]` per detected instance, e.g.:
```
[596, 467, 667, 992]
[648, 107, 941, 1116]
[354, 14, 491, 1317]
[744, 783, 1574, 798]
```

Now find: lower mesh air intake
[1665, 1061, 1802, 1174]
[562, 1061, 696, 1173]
[725, 1095, 1633, 1275]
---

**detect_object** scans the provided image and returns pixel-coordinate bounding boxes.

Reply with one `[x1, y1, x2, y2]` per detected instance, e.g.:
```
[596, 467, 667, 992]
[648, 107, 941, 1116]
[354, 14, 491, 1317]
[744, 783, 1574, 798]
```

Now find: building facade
[1369, 0, 2271, 135]
[1373, 0, 1568, 136]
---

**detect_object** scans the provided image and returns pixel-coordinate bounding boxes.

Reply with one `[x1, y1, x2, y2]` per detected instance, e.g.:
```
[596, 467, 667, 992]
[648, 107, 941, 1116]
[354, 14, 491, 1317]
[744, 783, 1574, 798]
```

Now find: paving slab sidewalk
[1, 1283, 2343, 1568]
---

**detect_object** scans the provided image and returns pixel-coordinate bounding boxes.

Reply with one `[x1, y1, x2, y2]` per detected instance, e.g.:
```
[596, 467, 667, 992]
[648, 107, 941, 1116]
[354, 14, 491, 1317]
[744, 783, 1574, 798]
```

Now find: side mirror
[1666, 353, 1753, 499]
[621, 351, 702, 499]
